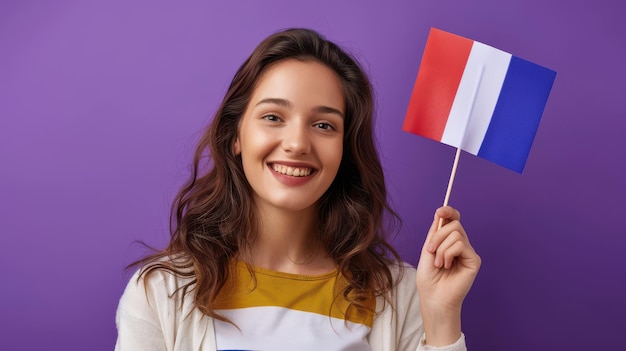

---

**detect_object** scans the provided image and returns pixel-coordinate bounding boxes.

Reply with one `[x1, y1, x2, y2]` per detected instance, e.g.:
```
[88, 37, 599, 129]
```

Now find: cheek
[325, 141, 344, 173]
[238, 131, 276, 172]
[240, 127, 275, 150]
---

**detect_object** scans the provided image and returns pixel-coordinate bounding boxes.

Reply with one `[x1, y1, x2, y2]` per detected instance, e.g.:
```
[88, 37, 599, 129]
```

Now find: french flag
[403, 28, 556, 173]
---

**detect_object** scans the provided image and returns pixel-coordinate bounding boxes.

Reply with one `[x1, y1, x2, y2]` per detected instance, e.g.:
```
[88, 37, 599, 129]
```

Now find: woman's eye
[262, 114, 281, 122]
[314, 122, 334, 130]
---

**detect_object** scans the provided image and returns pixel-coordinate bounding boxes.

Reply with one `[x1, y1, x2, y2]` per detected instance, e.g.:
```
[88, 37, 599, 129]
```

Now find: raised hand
[415, 206, 481, 346]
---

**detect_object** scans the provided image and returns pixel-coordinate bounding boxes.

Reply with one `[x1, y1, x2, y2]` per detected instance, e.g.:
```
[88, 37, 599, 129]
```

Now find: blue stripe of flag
[477, 56, 556, 173]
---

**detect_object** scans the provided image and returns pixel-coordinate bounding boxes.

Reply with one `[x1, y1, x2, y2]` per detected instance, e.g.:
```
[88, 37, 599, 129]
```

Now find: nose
[282, 120, 311, 155]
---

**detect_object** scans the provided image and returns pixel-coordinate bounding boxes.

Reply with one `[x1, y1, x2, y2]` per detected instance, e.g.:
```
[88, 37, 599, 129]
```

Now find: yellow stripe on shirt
[213, 261, 375, 327]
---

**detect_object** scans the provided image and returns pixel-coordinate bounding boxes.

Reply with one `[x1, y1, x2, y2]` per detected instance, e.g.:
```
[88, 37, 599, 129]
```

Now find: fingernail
[434, 258, 441, 268]
[427, 243, 434, 252]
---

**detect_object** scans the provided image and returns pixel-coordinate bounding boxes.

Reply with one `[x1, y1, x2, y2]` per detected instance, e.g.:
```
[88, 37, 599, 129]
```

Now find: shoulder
[388, 260, 417, 277]
[373, 260, 419, 312]
[369, 261, 422, 348]
[383, 261, 422, 330]
[117, 262, 196, 319]
[115, 262, 216, 349]
[389, 261, 418, 296]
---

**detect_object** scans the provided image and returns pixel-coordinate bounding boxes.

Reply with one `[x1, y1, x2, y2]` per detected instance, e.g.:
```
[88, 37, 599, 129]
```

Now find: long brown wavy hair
[133, 28, 403, 321]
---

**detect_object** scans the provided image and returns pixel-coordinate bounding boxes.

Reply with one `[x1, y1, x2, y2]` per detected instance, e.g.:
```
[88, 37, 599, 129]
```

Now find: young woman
[115, 28, 481, 351]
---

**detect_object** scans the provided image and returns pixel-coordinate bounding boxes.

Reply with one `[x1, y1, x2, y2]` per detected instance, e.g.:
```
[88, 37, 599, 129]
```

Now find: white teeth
[272, 164, 311, 177]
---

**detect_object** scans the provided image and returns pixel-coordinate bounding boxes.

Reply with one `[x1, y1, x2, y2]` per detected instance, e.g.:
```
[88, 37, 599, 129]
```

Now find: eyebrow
[255, 98, 344, 118]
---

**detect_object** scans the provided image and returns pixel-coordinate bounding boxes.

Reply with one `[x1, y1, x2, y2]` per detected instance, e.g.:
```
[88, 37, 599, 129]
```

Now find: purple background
[1, 1, 624, 350]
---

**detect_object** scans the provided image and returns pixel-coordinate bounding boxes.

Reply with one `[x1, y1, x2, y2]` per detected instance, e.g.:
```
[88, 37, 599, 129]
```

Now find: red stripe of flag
[403, 28, 474, 141]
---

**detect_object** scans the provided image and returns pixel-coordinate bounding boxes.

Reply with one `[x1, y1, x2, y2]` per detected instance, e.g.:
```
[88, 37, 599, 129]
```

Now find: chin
[274, 201, 318, 213]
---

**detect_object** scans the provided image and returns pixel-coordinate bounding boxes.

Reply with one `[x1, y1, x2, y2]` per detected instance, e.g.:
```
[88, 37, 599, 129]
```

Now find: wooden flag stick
[438, 147, 461, 229]
[443, 147, 462, 207]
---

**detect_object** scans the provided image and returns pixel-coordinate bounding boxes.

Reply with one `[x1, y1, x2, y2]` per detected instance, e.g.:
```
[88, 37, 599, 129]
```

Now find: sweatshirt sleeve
[417, 333, 466, 351]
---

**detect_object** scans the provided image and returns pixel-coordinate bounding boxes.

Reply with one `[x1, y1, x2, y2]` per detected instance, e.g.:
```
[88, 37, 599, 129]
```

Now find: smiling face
[234, 59, 345, 215]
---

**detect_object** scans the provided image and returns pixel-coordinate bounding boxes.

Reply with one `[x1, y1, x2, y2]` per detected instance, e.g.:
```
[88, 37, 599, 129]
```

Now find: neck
[248, 204, 335, 275]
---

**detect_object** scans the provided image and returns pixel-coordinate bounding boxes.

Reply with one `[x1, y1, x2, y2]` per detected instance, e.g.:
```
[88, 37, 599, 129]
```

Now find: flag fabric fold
[403, 28, 556, 173]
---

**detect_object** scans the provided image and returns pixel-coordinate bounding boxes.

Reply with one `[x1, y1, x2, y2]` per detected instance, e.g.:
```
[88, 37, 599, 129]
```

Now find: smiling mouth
[270, 163, 314, 177]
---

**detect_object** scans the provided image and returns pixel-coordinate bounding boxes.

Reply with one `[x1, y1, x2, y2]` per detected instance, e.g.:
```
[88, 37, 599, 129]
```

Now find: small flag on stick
[403, 28, 556, 174]
[403, 28, 556, 226]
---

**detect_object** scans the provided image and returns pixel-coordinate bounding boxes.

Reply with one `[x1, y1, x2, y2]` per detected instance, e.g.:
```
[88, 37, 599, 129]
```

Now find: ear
[234, 137, 241, 155]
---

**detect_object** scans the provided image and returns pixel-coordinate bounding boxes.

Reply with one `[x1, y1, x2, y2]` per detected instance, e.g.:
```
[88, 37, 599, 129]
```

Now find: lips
[269, 163, 315, 177]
